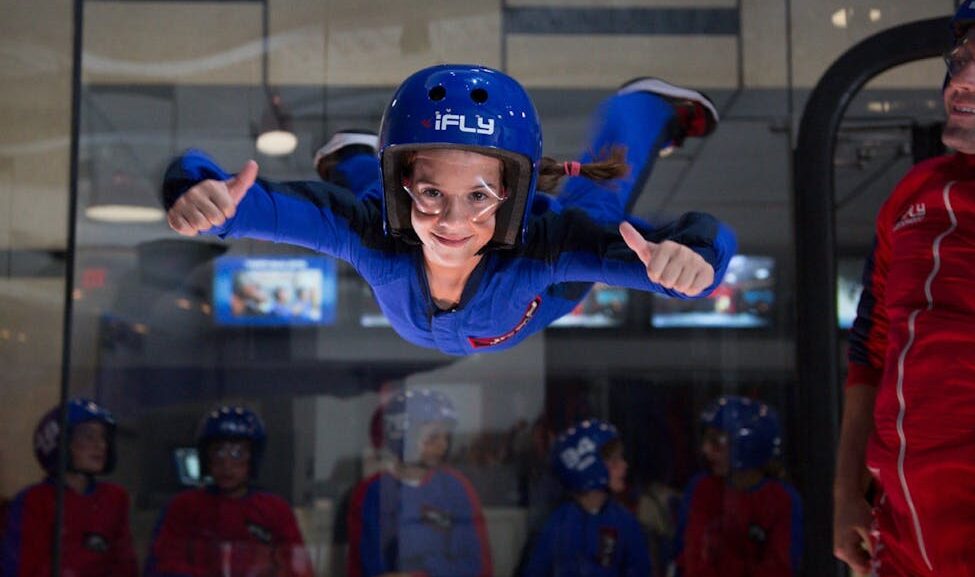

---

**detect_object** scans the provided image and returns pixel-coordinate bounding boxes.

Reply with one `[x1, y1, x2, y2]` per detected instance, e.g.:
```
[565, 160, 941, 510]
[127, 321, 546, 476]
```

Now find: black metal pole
[261, 0, 269, 97]
[53, 1, 86, 576]
[793, 16, 949, 577]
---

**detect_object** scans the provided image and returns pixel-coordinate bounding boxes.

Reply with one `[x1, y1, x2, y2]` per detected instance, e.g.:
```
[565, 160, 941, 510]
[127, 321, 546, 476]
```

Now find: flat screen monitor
[172, 446, 201, 486]
[213, 255, 337, 326]
[550, 283, 629, 328]
[837, 257, 866, 329]
[651, 255, 775, 329]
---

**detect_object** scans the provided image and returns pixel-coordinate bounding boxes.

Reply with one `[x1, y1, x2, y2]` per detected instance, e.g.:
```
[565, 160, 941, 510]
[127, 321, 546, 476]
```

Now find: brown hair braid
[536, 145, 630, 193]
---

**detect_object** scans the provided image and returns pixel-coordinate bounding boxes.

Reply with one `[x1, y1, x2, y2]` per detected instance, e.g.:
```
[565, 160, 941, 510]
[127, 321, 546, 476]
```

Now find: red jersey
[674, 473, 802, 577]
[848, 152, 975, 576]
[146, 487, 313, 577]
[1, 479, 137, 577]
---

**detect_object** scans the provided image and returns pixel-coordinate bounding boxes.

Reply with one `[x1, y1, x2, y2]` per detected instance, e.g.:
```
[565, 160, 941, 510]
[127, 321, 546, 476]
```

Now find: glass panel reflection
[2, 0, 836, 576]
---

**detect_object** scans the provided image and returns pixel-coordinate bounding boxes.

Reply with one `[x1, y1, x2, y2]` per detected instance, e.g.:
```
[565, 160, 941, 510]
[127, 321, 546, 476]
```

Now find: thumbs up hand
[619, 221, 714, 296]
[167, 160, 258, 236]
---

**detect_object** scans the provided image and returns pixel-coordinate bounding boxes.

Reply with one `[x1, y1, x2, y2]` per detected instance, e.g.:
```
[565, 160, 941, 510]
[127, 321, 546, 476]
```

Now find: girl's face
[604, 446, 628, 493]
[416, 421, 451, 468]
[406, 149, 504, 268]
[69, 421, 108, 474]
[701, 427, 731, 477]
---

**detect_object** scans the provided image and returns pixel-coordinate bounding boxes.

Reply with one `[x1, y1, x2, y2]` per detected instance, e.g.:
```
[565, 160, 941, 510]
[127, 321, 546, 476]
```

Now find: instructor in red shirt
[834, 5, 975, 576]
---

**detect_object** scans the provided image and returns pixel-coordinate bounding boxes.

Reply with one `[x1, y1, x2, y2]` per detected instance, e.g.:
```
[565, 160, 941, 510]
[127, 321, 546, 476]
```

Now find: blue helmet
[379, 64, 543, 249]
[33, 398, 117, 475]
[381, 388, 458, 463]
[953, 2, 975, 39]
[551, 419, 619, 492]
[700, 395, 781, 471]
[197, 406, 267, 477]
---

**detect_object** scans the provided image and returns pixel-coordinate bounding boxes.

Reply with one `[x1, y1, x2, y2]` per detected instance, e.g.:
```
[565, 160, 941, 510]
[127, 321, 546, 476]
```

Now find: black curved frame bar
[793, 16, 950, 577]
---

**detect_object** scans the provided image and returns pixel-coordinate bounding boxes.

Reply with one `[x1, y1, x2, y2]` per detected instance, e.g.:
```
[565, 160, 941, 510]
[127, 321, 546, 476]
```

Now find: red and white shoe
[618, 77, 719, 151]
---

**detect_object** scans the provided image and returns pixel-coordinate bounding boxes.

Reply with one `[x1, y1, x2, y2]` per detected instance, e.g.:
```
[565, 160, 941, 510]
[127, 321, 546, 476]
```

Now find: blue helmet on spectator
[33, 398, 117, 475]
[197, 405, 266, 478]
[551, 419, 619, 492]
[701, 395, 781, 471]
[953, 1, 975, 39]
[379, 64, 543, 249]
[381, 388, 458, 463]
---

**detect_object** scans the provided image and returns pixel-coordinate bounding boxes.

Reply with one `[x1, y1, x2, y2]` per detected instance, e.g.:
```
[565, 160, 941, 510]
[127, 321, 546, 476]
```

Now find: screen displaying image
[550, 283, 629, 328]
[651, 255, 775, 329]
[172, 447, 201, 486]
[837, 257, 866, 329]
[213, 256, 337, 326]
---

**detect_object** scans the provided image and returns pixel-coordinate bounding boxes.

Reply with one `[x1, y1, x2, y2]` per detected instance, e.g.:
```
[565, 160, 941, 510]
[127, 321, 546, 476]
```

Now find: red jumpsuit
[146, 487, 313, 577]
[848, 152, 975, 576]
[1, 480, 137, 577]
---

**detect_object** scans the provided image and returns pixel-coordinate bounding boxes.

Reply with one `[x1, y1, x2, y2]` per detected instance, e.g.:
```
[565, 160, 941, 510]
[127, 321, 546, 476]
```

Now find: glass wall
[835, 59, 945, 337]
[0, 0, 76, 518]
[0, 1, 954, 577]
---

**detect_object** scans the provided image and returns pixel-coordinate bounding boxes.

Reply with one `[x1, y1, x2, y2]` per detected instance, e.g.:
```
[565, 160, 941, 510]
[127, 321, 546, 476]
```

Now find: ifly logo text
[434, 112, 495, 135]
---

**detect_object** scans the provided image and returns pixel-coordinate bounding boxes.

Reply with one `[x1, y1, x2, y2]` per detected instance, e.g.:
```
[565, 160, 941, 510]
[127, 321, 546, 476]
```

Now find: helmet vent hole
[428, 86, 446, 101]
[470, 88, 488, 103]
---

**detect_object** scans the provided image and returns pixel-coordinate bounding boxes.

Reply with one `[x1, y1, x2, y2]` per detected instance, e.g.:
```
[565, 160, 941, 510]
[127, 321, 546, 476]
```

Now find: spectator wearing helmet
[832, 6, 975, 577]
[313, 129, 381, 194]
[672, 396, 802, 577]
[1, 398, 137, 577]
[521, 419, 652, 577]
[163, 64, 736, 356]
[145, 406, 313, 577]
[345, 389, 492, 577]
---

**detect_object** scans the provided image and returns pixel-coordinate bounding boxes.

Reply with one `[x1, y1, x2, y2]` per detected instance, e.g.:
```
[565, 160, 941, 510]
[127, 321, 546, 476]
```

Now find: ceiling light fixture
[85, 168, 165, 223]
[256, 92, 297, 156]
[831, 8, 850, 29]
[254, 0, 296, 157]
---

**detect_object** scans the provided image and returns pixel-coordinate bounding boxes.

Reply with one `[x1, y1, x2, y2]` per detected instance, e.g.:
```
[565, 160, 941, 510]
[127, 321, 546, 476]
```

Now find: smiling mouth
[952, 103, 975, 115]
[433, 233, 470, 247]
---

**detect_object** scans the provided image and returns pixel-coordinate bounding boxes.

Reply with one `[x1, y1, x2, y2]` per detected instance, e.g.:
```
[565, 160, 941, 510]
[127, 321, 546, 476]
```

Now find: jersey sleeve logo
[83, 532, 109, 553]
[748, 524, 768, 544]
[420, 504, 453, 531]
[893, 202, 926, 231]
[598, 527, 619, 567]
[246, 522, 273, 544]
